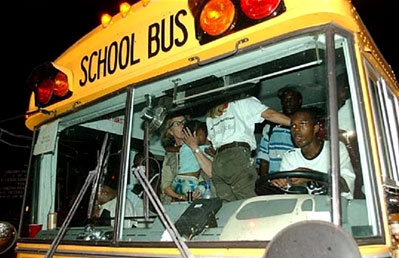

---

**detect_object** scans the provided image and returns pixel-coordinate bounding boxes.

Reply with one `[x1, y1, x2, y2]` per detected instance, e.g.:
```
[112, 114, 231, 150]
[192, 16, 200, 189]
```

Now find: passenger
[206, 96, 290, 202]
[337, 73, 356, 142]
[274, 108, 356, 199]
[337, 73, 363, 198]
[255, 85, 302, 195]
[256, 85, 302, 176]
[94, 184, 134, 228]
[171, 120, 213, 198]
[159, 115, 200, 203]
[128, 151, 159, 226]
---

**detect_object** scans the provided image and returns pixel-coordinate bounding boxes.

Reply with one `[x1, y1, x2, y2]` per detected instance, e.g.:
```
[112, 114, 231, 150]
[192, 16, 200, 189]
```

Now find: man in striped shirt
[256, 85, 302, 176]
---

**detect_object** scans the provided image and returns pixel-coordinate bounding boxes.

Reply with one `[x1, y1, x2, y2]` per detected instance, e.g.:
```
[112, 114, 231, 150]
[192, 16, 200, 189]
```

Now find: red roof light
[27, 62, 72, 108]
[37, 79, 54, 105]
[53, 72, 69, 97]
[240, 0, 281, 20]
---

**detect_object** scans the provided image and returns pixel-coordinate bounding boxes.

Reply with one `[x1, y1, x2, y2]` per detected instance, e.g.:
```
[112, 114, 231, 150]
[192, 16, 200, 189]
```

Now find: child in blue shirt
[171, 120, 212, 198]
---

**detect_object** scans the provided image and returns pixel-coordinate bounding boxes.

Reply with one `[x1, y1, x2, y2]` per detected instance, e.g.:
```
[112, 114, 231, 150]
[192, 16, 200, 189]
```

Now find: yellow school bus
[3, 0, 399, 257]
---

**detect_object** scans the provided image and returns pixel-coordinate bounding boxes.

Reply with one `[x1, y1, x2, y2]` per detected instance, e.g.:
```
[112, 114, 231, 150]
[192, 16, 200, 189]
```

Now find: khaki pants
[212, 146, 257, 202]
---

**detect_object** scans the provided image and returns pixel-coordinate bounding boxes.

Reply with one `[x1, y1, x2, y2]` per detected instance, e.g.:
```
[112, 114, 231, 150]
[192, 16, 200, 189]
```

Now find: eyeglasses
[169, 119, 186, 128]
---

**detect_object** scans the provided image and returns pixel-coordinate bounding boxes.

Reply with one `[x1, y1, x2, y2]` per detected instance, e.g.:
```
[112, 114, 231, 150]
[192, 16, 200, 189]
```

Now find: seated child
[94, 184, 134, 228]
[171, 120, 212, 197]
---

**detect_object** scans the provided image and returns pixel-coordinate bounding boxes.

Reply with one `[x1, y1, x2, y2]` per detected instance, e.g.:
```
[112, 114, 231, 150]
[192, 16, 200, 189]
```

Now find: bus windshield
[21, 29, 381, 246]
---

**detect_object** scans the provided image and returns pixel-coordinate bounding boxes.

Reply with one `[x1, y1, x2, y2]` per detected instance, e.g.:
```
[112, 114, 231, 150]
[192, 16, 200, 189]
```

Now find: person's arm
[262, 108, 290, 126]
[160, 153, 185, 201]
[193, 149, 212, 178]
[258, 159, 269, 177]
[257, 125, 271, 176]
[163, 186, 187, 201]
[183, 128, 213, 177]
[338, 142, 356, 198]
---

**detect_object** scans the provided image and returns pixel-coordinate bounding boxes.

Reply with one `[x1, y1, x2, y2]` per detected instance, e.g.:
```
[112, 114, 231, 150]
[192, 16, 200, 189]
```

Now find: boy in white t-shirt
[275, 108, 355, 199]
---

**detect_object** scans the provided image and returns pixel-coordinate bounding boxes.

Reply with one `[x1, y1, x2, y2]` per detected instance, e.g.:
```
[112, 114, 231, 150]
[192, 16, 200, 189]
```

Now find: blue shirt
[179, 144, 210, 174]
[257, 124, 294, 173]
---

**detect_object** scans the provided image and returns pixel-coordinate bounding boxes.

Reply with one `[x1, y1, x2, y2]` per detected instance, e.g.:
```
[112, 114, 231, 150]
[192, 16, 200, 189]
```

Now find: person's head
[133, 152, 144, 167]
[278, 85, 302, 115]
[184, 120, 208, 145]
[160, 115, 187, 147]
[97, 185, 117, 205]
[207, 102, 228, 118]
[133, 151, 155, 167]
[337, 73, 350, 107]
[290, 108, 322, 149]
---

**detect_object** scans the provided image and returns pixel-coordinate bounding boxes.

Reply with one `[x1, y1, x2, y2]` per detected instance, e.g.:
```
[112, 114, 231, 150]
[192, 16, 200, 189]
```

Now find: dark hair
[295, 107, 325, 125]
[277, 84, 302, 100]
[184, 120, 207, 136]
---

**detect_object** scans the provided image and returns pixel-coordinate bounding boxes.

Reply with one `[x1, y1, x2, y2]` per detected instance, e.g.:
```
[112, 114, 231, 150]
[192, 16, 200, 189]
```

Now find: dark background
[0, 0, 397, 222]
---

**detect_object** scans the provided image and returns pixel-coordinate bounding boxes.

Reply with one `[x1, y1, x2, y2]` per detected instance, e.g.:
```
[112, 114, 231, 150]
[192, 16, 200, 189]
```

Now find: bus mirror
[263, 220, 361, 258]
[141, 95, 167, 132]
[0, 221, 17, 255]
[141, 106, 167, 132]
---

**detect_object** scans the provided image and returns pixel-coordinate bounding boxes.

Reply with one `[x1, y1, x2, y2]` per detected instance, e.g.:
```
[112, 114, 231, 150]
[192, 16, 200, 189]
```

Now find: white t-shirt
[206, 97, 268, 150]
[280, 141, 355, 199]
[338, 99, 356, 133]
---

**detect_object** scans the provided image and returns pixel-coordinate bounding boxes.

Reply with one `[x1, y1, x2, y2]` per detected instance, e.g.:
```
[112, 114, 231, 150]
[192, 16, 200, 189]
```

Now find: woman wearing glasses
[159, 115, 197, 204]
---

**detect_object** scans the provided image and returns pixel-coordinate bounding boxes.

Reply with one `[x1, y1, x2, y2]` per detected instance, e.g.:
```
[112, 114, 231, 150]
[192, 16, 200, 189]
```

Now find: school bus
[3, 0, 398, 257]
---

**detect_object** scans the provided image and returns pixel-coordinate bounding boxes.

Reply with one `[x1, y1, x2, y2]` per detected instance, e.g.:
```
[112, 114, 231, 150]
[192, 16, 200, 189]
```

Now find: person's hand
[271, 178, 287, 188]
[192, 188, 201, 200]
[271, 168, 314, 188]
[93, 203, 101, 218]
[290, 178, 310, 185]
[183, 127, 198, 150]
[204, 146, 216, 157]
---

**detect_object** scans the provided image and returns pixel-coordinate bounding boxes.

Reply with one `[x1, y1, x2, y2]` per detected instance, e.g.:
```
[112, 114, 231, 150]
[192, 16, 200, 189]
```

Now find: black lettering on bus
[161, 15, 174, 52]
[148, 23, 160, 58]
[79, 56, 88, 86]
[148, 9, 188, 58]
[130, 33, 140, 66]
[175, 9, 188, 47]
[119, 36, 130, 69]
[108, 41, 118, 75]
[97, 47, 107, 80]
[89, 51, 98, 83]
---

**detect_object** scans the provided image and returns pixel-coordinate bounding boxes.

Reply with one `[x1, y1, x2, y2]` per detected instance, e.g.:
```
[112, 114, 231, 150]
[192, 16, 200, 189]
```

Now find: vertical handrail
[326, 30, 341, 226]
[114, 88, 135, 241]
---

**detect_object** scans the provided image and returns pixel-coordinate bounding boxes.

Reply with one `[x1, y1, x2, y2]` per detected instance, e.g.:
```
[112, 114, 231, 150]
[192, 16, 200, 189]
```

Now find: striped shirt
[257, 124, 294, 173]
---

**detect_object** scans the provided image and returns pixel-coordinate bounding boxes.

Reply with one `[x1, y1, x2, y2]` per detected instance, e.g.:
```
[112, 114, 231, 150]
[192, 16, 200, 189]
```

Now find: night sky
[0, 0, 397, 157]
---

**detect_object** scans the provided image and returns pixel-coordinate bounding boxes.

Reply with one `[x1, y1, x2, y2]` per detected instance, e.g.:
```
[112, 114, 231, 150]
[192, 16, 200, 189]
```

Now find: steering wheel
[267, 170, 329, 195]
